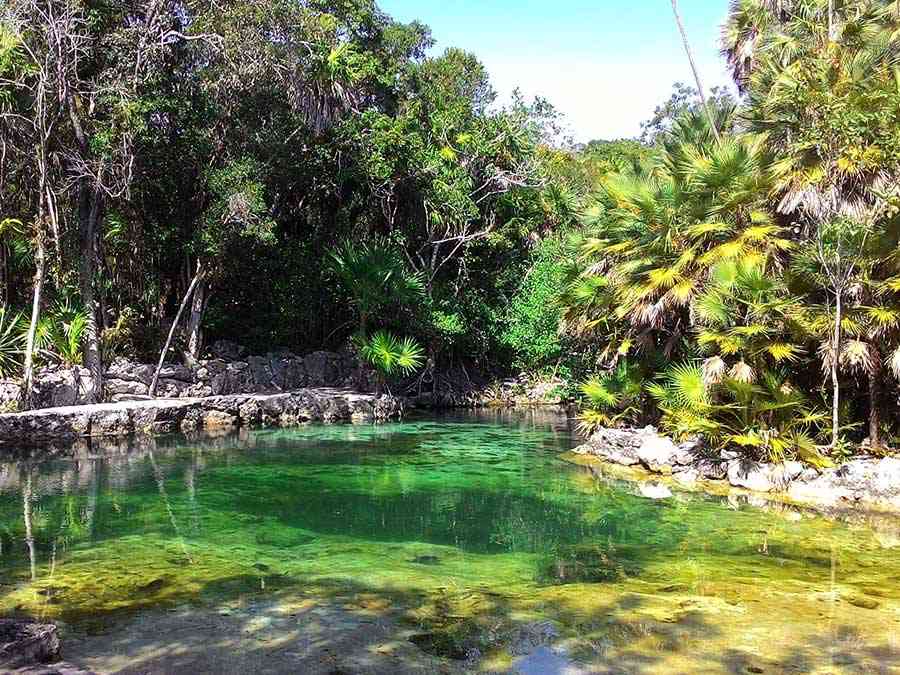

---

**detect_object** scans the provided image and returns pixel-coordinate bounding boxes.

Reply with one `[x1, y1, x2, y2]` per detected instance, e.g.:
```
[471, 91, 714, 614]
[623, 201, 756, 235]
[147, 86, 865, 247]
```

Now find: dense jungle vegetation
[2, 0, 900, 463]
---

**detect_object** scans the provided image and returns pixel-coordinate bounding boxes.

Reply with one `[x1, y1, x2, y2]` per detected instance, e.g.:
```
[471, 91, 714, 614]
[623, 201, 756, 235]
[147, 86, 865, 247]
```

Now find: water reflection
[0, 412, 898, 673]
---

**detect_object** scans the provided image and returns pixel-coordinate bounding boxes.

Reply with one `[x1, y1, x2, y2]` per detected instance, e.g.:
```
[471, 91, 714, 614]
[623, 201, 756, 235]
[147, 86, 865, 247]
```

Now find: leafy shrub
[501, 236, 567, 373]
[576, 360, 645, 434]
[0, 306, 24, 377]
[356, 331, 425, 378]
[648, 363, 830, 466]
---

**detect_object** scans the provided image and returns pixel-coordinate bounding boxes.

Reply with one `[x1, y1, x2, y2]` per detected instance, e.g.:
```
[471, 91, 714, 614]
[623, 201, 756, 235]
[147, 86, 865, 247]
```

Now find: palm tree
[328, 238, 425, 337]
[728, 0, 900, 446]
[562, 110, 790, 366]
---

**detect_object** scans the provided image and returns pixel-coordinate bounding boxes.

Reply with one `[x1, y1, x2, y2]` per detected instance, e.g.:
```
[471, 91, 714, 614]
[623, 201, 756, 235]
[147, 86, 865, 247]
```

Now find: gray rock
[303, 351, 342, 386]
[30, 367, 96, 408]
[90, 409, 132, 436]
[696, 458, 727, 480]
[0, 618, 60, 668]
[727, 460, 804, 492]
[158, 364, 192, 383]
[105, 358, 154, 384]
[0, 380, 22, 411]
[202, 409, 237, 430]
[247, 355, 275, 392]
[208, 339, 246, 361]
[104, 378, 149, 397]
[154, 378, 192, 398]
[270, 354, 307, 390]
[636, 435, 697, 472]
[574, 426, 658, 466]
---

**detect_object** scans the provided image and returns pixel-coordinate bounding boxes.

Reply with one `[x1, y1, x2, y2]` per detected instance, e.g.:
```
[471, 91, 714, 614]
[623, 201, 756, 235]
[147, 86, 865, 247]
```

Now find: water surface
[1, 411, 899, 673]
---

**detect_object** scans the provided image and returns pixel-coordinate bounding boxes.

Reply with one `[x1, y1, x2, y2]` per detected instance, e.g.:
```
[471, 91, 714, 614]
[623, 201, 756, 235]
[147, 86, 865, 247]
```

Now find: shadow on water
[0, 412, 899, 673]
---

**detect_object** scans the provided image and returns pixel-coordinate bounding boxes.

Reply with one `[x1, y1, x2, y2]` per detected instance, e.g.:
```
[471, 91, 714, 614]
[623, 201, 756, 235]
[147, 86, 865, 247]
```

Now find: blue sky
[378, 1, 733, 142]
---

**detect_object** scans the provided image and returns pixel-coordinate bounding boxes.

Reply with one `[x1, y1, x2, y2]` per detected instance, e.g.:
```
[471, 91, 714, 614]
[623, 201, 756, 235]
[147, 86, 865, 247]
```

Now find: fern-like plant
[649, 362, 830, 467]
[576, 360, 645, 435]
[0, 307, 25, 377]
[356, 330, 425, 396]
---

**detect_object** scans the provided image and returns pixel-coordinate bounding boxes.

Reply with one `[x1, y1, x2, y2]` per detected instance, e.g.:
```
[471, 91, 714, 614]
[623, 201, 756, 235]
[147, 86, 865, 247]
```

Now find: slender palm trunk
[671, 0, 721, 143]
[830, 291, 842, 448]
[868, 358, 882, 450]
[23, 238, 46, 409]
[185, 278, 206, 362]
[150, 261, 205, 397]
[79, 187, 103, 401]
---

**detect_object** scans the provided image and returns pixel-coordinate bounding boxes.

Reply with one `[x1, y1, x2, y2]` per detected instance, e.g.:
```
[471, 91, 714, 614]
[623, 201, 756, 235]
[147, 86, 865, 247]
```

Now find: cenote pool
[1, 411, 899, 674]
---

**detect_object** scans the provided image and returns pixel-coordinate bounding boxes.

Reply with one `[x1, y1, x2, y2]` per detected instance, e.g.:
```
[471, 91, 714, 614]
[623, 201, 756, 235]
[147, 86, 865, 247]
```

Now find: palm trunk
[79, 187, 103, 402]
[830, 291, 842, 448]
[868, 358, 882, 451]
[185, 278, 206, 361]
[828, 0, 836, 41]
[23, 238, 46, 410]
[671, 0, 721, 143]
[149, 261, 205, 397]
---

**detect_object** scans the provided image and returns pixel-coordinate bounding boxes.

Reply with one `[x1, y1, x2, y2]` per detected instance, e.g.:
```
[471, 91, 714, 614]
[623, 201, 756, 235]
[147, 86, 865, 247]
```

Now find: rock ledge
[0, 388, 403, 451]
[573, 427, 900, 513]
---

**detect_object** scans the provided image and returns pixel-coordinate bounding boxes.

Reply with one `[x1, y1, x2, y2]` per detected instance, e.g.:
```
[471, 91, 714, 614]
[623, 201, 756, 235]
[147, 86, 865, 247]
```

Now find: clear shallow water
[1, 411, 899, 673]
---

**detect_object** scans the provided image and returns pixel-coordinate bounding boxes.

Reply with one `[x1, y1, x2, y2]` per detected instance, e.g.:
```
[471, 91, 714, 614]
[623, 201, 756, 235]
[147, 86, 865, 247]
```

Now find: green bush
[501, 236, 567, 373]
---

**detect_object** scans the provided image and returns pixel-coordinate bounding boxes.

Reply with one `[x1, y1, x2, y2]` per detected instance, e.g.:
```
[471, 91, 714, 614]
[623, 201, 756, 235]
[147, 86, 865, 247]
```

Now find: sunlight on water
[1, 411, 899, 673]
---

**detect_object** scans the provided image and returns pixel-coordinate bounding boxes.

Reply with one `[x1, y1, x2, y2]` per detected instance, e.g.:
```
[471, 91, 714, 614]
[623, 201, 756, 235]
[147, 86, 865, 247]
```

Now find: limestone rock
[208, 339, 246, 361]
[105, 358, 153, 385]
[158, 363, 192, 382]
[89, 408, 132, 436]
[0, 381, 22, 411]
[104, 379, 149, 397]
[673, 468, 700, 486]
[727, 460, 804, 492]
[202, 409, 238, 430]
[30, 366, 96, 408]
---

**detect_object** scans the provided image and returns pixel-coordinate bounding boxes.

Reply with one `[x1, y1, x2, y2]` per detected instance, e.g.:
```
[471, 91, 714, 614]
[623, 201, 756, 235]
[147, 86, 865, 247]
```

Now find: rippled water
[1, 411, 899, 673]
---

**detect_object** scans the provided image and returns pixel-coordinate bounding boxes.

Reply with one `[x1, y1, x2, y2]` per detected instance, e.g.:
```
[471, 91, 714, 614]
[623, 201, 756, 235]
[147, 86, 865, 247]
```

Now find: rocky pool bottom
[1, 411, 899, 674]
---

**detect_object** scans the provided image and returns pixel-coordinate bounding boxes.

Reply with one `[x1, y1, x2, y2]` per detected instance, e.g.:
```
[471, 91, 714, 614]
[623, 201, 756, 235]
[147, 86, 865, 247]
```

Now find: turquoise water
[1, 411, 899, 673]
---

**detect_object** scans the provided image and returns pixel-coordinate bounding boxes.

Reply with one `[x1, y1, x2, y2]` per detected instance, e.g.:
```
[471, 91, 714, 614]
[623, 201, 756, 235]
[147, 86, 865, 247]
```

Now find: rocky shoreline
[0, 388, 402, 452]
[572, 426, 900, 513]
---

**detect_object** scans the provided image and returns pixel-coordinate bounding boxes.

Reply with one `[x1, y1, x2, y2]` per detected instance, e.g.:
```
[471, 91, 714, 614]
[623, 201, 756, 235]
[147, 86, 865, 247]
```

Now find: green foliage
[356, 331, 425, 377]
[649, 363, 830, 466]
[39, 300, 88, 367]
[501, 236, 567, 372]
[0, 307, 25, 378]
[576, 360, 646, 434]
[328, 238, 425, 332]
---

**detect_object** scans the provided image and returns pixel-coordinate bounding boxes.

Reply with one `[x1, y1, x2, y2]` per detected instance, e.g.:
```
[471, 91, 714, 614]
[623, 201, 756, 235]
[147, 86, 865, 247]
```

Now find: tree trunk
[23, 238, 46, 410]
[868, 357, 882, 451]
[828, 0, 836, 41]
[671, 0, 721, 143]
[149, 261, 205, 397]
[79, 187, 103, 402]
[185, 277, 206, 362]
[830, 291, 842, 448]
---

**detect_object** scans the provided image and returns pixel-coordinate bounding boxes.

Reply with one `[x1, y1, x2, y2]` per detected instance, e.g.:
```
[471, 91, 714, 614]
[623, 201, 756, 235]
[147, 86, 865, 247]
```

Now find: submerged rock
[541, 544, 640, 584]
[0, 618, 60, 668]
[638, 482, 673, 500]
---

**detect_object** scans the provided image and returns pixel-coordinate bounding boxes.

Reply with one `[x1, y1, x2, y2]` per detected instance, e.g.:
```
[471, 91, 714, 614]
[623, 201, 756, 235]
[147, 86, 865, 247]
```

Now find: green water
[1, 411, 899, 673]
